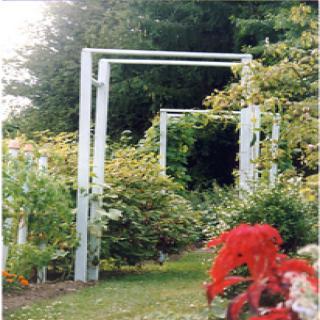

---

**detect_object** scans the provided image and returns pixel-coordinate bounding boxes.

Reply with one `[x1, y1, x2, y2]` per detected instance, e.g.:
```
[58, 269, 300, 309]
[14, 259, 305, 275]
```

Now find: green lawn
[5, 252, 214, 320]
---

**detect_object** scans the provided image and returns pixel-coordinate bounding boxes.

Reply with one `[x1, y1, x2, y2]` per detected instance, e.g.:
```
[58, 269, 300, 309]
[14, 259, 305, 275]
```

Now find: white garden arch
[75, 48, 279, 282]
[158, 108, 280, 183]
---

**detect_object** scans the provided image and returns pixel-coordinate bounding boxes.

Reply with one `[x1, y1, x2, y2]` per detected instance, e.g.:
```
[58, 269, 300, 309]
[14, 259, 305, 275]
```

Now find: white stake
[17, 144, 33, 245]
[159, 111, 168, 176]
[37, 153, 48, 283]
[270, 114, 281, 186]
[2, 140, 20, 270]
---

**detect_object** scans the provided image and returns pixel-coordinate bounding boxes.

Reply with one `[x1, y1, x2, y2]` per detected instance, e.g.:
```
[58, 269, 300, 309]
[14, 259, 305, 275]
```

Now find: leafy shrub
[208, 183, 317, 254]
[185, 185, 237, 242]
[6, 244, 53, 280]
[98, 147, 200, 266]
[3, 141, 78, 279]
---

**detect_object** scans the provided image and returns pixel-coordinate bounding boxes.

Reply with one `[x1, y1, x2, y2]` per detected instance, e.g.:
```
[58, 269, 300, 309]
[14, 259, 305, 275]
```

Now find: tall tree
[4, 0, 296, 139]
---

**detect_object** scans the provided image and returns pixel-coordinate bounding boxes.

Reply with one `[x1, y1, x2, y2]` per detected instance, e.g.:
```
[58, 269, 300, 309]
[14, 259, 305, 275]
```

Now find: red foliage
[205, 224, 318, 320]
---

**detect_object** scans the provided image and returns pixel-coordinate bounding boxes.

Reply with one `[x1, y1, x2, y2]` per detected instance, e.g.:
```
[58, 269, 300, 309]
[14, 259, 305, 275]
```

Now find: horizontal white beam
[167, 114, 185, 118]
[165, 109, 209, 113]
[102, 59, 239, 67]
[83, 48, 252, 60]
[102, 59, 240, 68]
[160, 108, 241, 114]
[160, 109, 278, 116]
[167, 113, 237, 119]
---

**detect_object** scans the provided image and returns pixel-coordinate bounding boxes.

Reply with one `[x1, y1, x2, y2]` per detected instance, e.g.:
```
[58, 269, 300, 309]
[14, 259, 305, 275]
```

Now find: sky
[0, 0, 46, 119]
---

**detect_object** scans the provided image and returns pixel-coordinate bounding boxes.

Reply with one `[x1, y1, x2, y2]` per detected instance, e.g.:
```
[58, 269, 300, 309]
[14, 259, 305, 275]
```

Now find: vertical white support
[38, 154, 48, 171]
[17, 215, 28, 244]
[269, 114, 281, 186]
[3, 140, 20, 270]
[87, 60, 111, 281]
[240, 57, 252, 94]
[17, 144, 33, 245]
[38, 242, 47, 283]
[159, 111, 167, 175]
[239, 107, 251, 193]
[2, 231, 9, 271]
[239, 106, 261, 193]
[75, 50, 93, 282]
[248, 105, 261, 184]
[239, 56, 261, 193]
[37, 154, 48, 283]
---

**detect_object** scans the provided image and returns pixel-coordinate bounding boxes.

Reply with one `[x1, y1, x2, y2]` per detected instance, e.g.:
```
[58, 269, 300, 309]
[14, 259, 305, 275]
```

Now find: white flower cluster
[298, 244, 319, 273]
[284, 245, 319, 320]
[284, 272, 318, 320]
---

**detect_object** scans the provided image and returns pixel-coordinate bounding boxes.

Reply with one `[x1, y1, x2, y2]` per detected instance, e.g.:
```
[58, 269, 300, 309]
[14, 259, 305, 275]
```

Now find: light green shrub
[99, 147, 201, 266]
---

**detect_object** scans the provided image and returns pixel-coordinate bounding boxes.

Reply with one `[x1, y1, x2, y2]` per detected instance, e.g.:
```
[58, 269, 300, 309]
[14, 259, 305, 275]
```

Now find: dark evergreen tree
[4, 1, 295, 139]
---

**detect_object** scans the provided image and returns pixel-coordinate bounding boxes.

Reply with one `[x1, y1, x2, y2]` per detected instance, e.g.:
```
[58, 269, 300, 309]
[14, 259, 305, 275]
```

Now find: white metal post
[269, 114, 281, 186]
[239, 57, 252, 193]
[239, 56, 261, 192]
[239, 107, 251, 192]
[75, 50, 93, 282]
[248, 105, 261, 185]
[37, 154, 48, 283]
[17, 144, 33, 245]
[3, 140, 20, 270]
[38, 242, 47, 283]
[87, 61, 111, 281]
[159, 111, 167, 175]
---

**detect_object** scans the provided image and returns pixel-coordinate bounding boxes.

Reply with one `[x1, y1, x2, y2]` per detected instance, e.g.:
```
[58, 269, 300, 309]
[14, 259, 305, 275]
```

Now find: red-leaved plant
[205, 224, 318, 320]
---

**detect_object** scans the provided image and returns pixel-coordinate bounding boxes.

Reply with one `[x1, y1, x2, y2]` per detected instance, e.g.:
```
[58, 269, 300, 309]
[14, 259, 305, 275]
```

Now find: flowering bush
[2, 271, 29, 290]
[205, 224, 318, 320]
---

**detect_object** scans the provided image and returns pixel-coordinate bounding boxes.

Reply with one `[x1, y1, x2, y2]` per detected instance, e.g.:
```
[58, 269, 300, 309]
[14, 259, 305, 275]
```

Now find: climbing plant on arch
[75, 48, 275, 282]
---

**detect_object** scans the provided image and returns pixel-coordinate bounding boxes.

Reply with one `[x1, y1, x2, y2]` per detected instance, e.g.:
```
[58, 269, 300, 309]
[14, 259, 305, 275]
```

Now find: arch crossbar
[75, 48, 257, 282]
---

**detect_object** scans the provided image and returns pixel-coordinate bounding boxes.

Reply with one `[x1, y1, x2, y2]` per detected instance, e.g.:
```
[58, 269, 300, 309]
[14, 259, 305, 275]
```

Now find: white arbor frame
[159, 108, 280, 183]
[75, 48, 260, 282]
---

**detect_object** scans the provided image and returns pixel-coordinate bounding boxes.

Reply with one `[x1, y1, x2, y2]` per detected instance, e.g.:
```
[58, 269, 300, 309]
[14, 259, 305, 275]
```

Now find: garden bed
[3, 280, 94, 311]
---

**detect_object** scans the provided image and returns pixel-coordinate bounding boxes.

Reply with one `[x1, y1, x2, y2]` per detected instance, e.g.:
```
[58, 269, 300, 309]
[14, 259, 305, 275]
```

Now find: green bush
[98, 147, 200, 266]
[3, 141, 78, 279]
[207, 183, 317, 254]
[185, 185, 237, 242]
[7, 244, 53, 279]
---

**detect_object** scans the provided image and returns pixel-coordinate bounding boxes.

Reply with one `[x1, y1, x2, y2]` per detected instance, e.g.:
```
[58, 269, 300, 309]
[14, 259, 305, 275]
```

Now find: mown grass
[5, 251, 214, 320]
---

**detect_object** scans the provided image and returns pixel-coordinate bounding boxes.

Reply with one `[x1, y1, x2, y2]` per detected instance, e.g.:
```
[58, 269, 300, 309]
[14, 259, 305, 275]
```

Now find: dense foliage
[203, 183, 317, 254]
[3, 141, 78, 279]
[204, 4, 318, 181]
[96, 147, 200, 266]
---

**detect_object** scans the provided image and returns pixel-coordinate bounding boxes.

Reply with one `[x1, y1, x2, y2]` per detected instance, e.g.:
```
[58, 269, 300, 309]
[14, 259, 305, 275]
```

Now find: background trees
[4, 0, 295, 139]
[3, 1, 317, 189]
